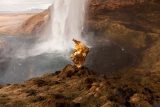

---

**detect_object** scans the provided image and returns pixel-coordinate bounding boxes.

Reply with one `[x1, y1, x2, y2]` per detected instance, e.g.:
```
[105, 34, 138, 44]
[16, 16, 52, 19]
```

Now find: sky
[0, 0, 53, 12]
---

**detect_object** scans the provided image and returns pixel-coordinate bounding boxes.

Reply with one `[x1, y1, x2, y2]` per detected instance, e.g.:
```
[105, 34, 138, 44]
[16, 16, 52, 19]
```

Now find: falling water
[29, 0, 87, 56]
[50, 0, 87, 50]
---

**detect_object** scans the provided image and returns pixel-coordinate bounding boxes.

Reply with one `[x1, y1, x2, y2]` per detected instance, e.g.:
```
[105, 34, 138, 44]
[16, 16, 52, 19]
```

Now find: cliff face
[87, 1, 160, 69]
[14, 9, 50, 35]
[89, 0, 156, 10]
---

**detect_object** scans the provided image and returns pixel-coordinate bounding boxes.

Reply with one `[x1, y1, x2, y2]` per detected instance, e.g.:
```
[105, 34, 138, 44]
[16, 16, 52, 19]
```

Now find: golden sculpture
[70, 39, 90, 68]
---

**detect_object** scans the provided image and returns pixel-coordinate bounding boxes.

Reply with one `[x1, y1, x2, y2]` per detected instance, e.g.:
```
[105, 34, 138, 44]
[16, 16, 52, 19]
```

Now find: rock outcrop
[87, 1, 160, 66]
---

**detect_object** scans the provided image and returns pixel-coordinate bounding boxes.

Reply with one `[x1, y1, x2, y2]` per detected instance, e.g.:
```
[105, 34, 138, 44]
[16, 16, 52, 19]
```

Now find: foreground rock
[0, 65, 159, 107]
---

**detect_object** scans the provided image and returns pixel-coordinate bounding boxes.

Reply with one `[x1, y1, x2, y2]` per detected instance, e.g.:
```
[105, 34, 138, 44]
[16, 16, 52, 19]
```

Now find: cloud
[0, 0, 53, 12]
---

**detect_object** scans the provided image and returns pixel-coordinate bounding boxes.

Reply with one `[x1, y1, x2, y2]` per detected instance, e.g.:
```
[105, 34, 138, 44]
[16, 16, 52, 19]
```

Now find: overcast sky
[0, 0, 53, 12]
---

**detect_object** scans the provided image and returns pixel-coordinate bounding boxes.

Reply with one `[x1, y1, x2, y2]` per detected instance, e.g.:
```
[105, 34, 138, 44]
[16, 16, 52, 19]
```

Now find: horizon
[0, 0, 53, 12]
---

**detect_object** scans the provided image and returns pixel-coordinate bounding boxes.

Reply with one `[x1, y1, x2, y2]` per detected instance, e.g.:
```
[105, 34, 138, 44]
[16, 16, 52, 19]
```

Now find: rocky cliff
[87, 1, 160, 71]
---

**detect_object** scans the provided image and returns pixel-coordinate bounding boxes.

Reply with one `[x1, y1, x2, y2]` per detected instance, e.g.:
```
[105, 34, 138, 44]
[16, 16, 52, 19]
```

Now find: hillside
[0, 13, 35, 35]
[0, 65, 159, 107]
[14, 9, 50, 35]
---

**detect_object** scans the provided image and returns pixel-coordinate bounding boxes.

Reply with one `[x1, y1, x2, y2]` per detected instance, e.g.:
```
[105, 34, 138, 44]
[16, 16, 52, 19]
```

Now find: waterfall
[49, 0, 87, 50]
[33, 0, 87, 54]
[17, 0, 87, 58]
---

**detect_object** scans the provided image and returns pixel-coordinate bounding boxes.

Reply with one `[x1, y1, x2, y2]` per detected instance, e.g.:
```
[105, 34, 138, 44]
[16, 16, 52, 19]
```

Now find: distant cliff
[14, 9, 50, 35]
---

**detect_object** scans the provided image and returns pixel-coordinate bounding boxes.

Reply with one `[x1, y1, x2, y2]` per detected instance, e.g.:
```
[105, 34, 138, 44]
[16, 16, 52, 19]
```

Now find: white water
[50, 0, 87, 49]
[27, 0, 87, 57]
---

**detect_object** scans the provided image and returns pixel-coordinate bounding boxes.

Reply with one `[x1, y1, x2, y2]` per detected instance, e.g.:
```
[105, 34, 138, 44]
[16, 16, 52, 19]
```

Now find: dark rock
[83, 77, 96, 84]
[144, 88, 153, 93]
[50, 81, 60, 85]
[52, 94, 66, 100]
[78, 66, 88, 70]
[83, 84, 92, 89]
[55, 71, 61, 75]
[26, 91, 36, 97]
[125, 88, 135, 99]
[70, 102, 80, 107]
[99, 74, 106, 79]
[30, 96, 45, 103]
[143, 88, 154, 104]
[33, 79, 48, 87]
[55, 102, 70, 107]
[116, 88, 133, 106]
[125, 101, 131, 107]
[153, 101, 160, 107]
[0, 85, 3, 89]
[116, 94, 126, 105]
[77, 69, 94, 76]
[41, 98, 70, 107]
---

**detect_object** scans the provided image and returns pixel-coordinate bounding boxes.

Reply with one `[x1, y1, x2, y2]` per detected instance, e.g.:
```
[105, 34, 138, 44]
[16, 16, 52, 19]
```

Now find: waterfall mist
[0, 0, 134, 85]
[0, 0, 88, 84]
